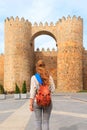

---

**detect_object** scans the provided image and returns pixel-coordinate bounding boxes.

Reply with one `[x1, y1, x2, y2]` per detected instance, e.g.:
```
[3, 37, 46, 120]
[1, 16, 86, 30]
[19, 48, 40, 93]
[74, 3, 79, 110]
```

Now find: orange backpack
[35, 73, 51, 107]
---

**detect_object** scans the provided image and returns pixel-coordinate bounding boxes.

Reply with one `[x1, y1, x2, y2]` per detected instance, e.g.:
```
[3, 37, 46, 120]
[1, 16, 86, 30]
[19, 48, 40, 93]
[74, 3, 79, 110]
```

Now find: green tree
[15, 83, 20, 94]
[0, 84, 4, 94]
[22, 81, 27, 93]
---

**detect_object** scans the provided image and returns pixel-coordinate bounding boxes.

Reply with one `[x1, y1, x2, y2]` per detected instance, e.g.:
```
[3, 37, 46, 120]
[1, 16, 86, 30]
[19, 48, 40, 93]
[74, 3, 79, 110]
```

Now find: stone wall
[83, 50, 87, 89]
[1, 15, 87, 92]
[0, 49, 87, 91]
[34, 48, 57, 88]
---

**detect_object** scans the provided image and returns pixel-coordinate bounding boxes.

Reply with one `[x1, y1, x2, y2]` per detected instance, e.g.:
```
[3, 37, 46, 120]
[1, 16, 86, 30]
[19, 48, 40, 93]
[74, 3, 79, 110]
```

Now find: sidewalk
[0, 93, 87, 130]
[0, 100, 31, 130]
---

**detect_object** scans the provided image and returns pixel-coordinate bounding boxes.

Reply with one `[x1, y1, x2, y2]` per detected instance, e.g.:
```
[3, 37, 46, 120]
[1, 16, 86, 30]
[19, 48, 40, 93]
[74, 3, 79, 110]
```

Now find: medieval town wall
[83, 49, 87, 90]
[0, 15, 87, 92]
[0, 49, 87, 91]
[34, 48, 57, 87]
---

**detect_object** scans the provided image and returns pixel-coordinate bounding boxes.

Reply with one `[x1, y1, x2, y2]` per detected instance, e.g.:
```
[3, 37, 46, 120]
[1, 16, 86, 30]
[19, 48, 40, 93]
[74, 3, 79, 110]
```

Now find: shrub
[22, 81, 27, 93]
[0, 84, 4, 94]
[15, 83, 20, 94]
[78, 90, 87, 93]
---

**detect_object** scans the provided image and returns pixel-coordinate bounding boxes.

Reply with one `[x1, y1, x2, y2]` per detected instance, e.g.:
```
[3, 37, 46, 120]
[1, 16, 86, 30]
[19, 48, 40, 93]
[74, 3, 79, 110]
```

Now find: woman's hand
[29, 105, 34, 111]
[29, 98, 34, 111]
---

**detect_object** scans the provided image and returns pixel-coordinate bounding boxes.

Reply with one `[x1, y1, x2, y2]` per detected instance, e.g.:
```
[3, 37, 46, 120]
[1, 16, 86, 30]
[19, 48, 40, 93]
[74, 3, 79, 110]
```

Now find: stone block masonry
[0, 15, 87, 92]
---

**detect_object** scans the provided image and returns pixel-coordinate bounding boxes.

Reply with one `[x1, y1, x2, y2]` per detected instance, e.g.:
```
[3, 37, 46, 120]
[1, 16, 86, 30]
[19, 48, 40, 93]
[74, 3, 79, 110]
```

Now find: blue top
[35, 73, 43, 85]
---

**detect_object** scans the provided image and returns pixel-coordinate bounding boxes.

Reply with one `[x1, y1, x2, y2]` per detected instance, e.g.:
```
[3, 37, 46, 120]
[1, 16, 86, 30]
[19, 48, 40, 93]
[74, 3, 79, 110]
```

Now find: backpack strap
[35, 73, 43, 85]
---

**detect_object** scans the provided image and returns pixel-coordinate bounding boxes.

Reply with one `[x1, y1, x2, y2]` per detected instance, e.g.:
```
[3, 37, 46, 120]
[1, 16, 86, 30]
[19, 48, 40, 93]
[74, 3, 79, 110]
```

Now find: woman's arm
[49, 76, 55, 93]
[29, 76, 37, 111]
[29, 98, 34, 111]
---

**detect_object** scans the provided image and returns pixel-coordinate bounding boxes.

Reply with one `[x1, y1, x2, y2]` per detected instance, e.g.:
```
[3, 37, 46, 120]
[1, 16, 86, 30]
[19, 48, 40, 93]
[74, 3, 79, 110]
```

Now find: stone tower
[4, 17, 34, 92]
[56, 16, 83, 92]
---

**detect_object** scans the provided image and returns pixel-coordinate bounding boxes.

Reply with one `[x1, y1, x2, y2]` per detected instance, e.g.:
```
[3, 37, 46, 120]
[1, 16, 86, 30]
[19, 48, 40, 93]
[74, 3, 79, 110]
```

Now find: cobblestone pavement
[0, 93, 87, 130]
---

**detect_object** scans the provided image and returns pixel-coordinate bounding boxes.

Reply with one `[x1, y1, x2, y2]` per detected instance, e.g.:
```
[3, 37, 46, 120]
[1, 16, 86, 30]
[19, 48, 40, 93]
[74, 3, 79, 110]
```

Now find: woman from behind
[29, 60, 55, 130]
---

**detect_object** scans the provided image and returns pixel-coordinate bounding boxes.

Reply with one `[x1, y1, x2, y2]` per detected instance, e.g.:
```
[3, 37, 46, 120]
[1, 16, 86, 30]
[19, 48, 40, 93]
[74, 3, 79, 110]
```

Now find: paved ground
[0, 93, 87, 130]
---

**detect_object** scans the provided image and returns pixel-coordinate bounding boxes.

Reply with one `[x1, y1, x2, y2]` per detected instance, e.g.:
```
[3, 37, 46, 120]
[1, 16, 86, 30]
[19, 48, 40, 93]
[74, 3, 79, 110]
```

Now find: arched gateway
[4, 15, 83, 92]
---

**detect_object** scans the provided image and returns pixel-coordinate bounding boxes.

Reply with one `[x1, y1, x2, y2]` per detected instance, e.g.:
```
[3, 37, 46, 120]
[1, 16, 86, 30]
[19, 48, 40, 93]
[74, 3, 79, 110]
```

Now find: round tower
[56, 16, 83, 92]
[4, 16, 33, 92]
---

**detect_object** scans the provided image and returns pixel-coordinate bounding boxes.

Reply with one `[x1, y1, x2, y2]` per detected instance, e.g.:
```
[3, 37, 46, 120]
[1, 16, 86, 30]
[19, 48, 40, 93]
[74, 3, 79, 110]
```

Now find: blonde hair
[36, 60, 50, 86]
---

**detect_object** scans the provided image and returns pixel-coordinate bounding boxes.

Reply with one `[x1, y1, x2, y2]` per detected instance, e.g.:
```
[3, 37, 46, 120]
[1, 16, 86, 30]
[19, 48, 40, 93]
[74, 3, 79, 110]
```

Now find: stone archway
[30, 30, 57, 88]
[31, 30, 57, 42]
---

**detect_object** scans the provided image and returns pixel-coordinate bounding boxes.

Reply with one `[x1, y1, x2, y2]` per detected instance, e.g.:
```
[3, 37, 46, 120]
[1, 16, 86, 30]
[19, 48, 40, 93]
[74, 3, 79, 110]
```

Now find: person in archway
[29, 59, 55, 130]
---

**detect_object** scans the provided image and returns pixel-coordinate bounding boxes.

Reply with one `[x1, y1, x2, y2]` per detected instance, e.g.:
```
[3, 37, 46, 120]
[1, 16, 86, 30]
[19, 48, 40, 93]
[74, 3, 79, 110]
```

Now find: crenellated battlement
[35, 48, 57, 52]
[33, 15, 82, 27]
[5, 15, 83, 28]
[33, 21, 55, 27]
[5, 16, 31, 26]
[5, 16, 55, 27]
[56, 15, 83, 25]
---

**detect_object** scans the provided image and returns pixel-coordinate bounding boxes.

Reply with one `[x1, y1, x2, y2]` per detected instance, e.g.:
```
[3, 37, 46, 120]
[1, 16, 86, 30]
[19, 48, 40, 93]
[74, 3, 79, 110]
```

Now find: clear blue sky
[0, 0, 87, 53]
